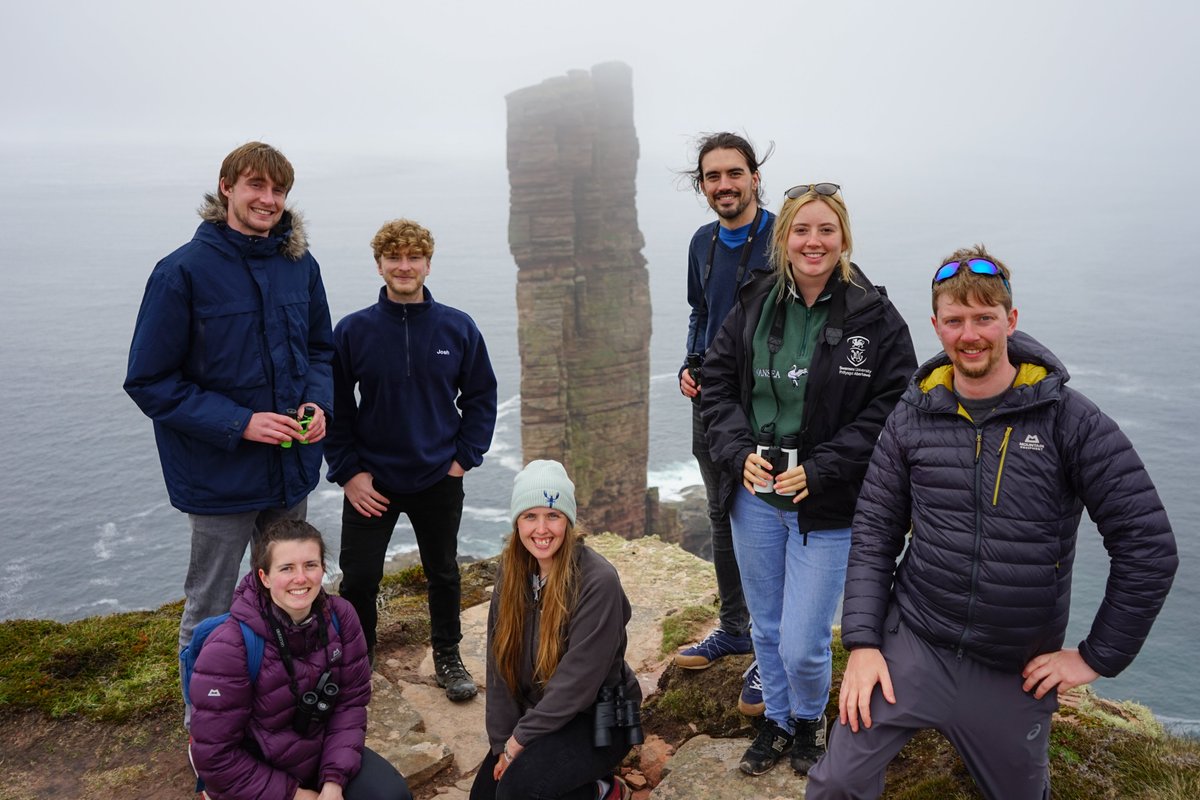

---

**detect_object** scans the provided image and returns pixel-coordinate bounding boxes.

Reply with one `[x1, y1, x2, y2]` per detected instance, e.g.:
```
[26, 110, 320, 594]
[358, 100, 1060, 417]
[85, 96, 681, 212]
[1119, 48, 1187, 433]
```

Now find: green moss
[660, 605, 717, 654]
[0, 602, 181, 721]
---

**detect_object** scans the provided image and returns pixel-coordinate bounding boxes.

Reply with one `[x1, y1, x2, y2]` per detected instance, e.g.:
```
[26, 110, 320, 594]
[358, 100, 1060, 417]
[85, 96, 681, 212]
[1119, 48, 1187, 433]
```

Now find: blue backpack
[180, 613, 264, 706]
[179, 609, 341, 706]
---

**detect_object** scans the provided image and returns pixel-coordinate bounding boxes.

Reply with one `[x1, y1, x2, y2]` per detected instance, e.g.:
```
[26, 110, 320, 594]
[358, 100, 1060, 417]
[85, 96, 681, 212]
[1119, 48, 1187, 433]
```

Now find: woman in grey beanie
[471, 460, 639, 800]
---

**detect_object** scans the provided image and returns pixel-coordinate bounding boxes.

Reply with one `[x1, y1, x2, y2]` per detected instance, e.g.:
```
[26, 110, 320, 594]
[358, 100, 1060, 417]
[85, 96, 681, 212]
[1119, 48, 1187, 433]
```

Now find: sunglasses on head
[784, 183, 841, 199]
[932, 258, 1011, 294]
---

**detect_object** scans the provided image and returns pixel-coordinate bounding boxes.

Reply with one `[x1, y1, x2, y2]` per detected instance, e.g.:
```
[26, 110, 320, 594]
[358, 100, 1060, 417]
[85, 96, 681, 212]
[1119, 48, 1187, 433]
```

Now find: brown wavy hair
[490, 522, 581, 696]
[932, 244, 1013, 313]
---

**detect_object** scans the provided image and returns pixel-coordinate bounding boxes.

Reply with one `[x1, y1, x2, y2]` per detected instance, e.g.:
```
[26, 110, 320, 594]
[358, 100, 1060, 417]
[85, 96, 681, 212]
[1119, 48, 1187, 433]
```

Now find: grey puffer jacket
[841, 330, 1177, 676]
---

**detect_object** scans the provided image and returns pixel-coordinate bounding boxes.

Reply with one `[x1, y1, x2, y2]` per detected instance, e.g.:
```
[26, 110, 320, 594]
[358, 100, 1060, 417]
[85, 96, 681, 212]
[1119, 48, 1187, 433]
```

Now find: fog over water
[1, 1, 1197, 733]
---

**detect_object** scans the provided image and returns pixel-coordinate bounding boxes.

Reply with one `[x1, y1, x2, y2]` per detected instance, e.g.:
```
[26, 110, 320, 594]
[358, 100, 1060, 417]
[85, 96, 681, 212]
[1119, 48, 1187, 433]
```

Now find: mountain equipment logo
[1019, 434, 1045, 452]
[208, 689, 221, 697]
[847, 336, 869, 367]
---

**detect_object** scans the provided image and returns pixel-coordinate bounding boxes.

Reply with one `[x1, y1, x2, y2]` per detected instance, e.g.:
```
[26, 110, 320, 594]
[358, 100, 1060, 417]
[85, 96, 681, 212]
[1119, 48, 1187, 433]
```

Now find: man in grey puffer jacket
[807, 246, 1178, 800]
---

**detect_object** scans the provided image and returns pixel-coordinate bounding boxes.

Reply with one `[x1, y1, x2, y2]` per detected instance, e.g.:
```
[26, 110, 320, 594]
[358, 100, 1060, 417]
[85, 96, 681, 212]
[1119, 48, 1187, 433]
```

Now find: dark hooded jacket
[124, 196, 334, 514]
[701, 266, 916, 530]
[189, 573, 371, 799]
[841, 331, 1178, 676]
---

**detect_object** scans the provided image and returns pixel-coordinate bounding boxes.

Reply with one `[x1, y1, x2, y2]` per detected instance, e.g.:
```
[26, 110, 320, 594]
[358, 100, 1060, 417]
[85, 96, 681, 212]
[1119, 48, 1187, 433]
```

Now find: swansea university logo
[846, 336, 869, 367]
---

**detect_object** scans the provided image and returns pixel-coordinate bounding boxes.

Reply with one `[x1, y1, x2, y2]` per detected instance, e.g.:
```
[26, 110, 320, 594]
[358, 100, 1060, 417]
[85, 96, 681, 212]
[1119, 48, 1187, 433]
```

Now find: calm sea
[0, 143, 1195, 734]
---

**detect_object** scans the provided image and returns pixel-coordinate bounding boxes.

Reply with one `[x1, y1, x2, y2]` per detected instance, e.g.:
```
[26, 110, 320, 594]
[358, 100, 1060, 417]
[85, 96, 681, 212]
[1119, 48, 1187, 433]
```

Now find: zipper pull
[974, 431, 982, 463]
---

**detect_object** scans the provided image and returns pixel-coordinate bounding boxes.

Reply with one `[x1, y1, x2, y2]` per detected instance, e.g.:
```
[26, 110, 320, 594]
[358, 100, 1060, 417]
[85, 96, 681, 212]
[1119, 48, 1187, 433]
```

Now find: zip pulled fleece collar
[197, 192, 309, 261]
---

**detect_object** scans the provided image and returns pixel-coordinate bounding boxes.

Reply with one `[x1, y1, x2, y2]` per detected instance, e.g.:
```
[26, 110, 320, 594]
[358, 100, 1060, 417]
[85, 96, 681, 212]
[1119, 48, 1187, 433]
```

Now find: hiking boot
[674, 628, 753, 669]
[739, 718, 794, 776]
[737, 660, 765, 716]
[789, 713, 827, 775]
[433, 648, 478, 702]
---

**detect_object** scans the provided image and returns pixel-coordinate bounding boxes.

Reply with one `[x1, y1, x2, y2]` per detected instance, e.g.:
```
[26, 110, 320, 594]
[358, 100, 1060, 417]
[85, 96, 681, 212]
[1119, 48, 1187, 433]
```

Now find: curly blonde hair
[371, 219, 435, 262]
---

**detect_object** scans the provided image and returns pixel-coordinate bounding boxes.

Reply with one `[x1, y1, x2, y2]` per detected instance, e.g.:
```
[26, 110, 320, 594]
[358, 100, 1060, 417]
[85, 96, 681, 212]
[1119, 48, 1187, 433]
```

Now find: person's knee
[806, 752, 874, 799]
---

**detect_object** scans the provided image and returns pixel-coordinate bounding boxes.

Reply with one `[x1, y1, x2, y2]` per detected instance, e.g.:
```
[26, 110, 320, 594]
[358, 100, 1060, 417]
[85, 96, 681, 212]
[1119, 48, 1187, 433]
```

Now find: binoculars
[755, 430, 800, 496]
[293, 669, 339, 734]
[280, 405, 316, 449]
[593, 684, 644, 748]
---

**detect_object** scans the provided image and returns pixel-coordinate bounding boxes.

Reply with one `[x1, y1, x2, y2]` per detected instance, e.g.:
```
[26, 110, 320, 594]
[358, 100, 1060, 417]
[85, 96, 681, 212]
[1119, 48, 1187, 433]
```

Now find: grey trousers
[807, 607, 1055, 800]
[179, 498, 308, 654]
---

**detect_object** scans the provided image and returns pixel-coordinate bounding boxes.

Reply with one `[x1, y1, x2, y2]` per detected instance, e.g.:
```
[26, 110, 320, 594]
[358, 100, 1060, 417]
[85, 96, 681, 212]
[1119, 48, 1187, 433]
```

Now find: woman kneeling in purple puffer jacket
[189, 519, 411, 800]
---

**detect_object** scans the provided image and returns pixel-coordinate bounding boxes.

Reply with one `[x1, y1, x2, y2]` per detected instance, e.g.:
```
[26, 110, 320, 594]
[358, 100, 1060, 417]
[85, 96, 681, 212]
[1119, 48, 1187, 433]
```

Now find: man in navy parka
[125, 142, 334, 687]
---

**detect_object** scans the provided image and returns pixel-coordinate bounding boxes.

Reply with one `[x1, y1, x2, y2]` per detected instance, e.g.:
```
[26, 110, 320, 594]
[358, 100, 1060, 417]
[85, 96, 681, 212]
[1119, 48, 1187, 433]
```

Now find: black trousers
[468, 713, 630, 800]
[338, 474, 464, 653]
[341, 747, 412, 800]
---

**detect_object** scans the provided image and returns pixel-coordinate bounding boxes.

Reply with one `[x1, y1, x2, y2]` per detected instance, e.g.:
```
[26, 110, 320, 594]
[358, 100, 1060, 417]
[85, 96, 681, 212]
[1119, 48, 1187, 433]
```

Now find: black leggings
[341, 747, 412, 800]
[469, 714, 630, 800]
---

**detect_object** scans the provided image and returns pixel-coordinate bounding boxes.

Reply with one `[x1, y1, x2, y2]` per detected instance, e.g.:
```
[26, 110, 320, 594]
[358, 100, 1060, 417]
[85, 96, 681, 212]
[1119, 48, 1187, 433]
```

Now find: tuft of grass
[0, 601, 182, 721]
[660, 604, 717, 654]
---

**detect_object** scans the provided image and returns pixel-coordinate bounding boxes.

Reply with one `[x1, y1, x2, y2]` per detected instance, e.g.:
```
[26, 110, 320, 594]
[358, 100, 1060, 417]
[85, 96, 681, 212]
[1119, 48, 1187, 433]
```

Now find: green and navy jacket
[842, 331, 1178, 676]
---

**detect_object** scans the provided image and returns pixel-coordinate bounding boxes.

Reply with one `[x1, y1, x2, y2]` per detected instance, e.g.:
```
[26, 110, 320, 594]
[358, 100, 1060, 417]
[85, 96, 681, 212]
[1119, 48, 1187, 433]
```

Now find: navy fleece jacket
[325, 287, 497, 493]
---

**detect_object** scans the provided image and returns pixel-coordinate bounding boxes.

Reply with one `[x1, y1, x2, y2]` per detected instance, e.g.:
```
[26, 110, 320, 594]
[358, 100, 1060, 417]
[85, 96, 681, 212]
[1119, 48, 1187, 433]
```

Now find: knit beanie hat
[510, 459, 577, 526]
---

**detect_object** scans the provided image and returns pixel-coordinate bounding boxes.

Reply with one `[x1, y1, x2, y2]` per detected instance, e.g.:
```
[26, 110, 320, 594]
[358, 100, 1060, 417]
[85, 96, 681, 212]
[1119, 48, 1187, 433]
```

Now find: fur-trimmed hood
[198, 193, 309, 261]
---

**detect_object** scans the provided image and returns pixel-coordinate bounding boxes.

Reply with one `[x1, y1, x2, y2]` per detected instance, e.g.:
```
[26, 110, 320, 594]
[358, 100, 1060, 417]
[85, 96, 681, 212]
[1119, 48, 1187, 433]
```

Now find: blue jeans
[730, 490, 851, 727]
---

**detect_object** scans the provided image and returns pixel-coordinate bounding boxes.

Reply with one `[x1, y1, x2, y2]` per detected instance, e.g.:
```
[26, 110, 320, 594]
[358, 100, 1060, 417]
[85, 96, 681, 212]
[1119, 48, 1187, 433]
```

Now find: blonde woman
[471, 460, 639, 800]
[702, 184, 916, 777]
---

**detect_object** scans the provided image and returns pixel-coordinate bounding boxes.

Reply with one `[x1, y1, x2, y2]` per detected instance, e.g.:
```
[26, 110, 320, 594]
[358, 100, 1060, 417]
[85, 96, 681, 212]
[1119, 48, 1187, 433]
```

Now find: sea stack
[505, 62, 651, 537]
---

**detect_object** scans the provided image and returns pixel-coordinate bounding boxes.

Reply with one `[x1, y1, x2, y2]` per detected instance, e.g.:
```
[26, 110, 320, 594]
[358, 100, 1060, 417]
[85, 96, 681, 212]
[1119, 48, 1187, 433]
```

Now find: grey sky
[3, 0, 1196, 173]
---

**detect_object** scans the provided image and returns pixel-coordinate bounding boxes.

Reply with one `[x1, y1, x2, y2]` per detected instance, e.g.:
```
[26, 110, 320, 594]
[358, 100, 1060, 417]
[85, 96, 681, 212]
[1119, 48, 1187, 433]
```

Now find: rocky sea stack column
[506, 62, 651, 537]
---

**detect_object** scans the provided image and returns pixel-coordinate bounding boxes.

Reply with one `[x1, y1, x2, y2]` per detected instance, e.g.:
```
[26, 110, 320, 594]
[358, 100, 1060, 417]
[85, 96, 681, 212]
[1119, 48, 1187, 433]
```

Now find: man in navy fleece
[326, 218, 497, 701]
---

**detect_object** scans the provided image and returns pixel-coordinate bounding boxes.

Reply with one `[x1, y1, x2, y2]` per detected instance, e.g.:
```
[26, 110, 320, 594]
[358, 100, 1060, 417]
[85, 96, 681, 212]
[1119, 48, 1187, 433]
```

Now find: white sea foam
[496, 394, 521, 417]
[463, 504, 511, 524]
[647, 460, 703, 502]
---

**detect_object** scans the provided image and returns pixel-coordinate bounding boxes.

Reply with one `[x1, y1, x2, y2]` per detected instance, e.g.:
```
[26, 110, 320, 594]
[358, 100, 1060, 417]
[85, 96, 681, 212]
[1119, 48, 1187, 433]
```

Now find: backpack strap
[239, 620, 264, 684]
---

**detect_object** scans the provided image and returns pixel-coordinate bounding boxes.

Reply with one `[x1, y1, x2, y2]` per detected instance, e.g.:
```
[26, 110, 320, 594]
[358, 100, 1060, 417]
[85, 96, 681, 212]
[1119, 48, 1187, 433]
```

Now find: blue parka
[842, 331, 1178, 676]
[125, 196, 334, 514]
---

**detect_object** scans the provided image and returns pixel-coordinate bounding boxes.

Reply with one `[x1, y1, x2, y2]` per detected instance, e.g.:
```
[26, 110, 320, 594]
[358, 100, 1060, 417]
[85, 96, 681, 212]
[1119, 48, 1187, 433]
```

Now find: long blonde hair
[769, 190, 855, 301]
[491, 523, 581, 696]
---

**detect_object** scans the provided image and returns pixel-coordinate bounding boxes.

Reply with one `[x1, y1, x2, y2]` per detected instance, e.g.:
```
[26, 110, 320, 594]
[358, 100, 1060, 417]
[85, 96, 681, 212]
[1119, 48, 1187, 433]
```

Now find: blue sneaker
[674, 628, 753, 669]
[738, 660, 765, 716]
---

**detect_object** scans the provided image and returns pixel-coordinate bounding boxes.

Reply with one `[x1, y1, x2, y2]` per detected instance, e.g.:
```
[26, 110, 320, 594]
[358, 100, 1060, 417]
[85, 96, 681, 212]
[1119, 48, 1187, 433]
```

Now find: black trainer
[789, 713, 827, 775]
[433, 648, 478, 702]
[739, 718, 794, 776]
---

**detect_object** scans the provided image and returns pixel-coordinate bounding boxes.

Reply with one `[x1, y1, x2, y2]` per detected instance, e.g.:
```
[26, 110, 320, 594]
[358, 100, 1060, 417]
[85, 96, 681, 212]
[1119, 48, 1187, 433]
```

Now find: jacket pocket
[278, 291, 310, 377]
[192, 299, 267, 390]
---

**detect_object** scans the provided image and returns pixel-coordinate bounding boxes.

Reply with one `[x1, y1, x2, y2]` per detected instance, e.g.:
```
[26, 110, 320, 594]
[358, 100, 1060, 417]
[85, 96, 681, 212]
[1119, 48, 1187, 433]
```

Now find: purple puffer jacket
[190, 572, 371, 799]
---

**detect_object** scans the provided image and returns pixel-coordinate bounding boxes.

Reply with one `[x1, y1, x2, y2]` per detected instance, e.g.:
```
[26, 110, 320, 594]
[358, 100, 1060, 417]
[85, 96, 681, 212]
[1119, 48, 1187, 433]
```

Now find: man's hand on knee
[839, 647, 896, 733]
